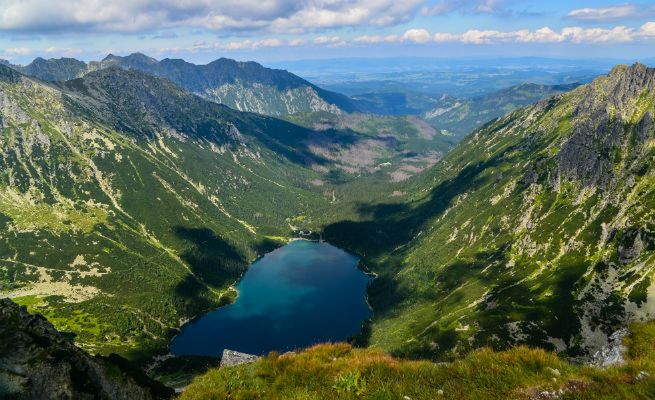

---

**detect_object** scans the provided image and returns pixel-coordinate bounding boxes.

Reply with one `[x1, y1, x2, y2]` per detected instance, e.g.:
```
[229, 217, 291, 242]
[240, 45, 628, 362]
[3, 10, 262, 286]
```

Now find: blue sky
[0, 0, 654, 64]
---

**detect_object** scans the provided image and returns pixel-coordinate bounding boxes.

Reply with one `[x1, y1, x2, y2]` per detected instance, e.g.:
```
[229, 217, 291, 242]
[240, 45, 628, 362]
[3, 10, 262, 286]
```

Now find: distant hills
[424, 82, 580, 140]
[2, 53, 358, 116]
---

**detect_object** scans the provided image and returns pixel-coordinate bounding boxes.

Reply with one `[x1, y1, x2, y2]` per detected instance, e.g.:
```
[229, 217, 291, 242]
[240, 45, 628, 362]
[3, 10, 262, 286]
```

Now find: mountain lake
[170, 240, 372, 357]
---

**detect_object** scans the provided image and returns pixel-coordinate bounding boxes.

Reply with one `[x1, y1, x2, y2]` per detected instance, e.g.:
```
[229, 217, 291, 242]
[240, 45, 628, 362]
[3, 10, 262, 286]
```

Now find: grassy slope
[180, 321, 655, 400]
[323, 64, 655, 360]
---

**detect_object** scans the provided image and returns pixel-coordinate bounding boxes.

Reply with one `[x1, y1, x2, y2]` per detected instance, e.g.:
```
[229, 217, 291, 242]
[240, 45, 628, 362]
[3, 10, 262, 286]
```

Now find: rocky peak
[0, 63, 22, 82]
[554, 63, 655, 188]
[595, 63, 655, 119]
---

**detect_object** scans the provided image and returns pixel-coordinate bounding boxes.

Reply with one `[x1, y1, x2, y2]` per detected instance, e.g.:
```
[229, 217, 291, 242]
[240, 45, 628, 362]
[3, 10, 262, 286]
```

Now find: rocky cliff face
[555, 64, 655, 188]
[0, 298, 172, 399]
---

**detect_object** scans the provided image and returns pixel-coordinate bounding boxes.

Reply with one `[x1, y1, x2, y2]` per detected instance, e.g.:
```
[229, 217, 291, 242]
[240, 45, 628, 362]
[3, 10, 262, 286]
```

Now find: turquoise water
[170, 240, 372, 357]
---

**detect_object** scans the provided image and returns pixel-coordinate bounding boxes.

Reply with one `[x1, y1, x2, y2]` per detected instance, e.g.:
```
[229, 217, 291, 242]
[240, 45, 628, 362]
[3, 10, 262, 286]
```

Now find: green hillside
[324, 63, 655, 361]
[0, 63, 392, 357]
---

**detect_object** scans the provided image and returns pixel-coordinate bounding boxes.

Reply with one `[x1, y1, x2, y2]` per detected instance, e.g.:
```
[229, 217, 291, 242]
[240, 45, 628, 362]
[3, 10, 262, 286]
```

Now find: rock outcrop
[219, 349, 260, 367]
[0, 298, 173, 399]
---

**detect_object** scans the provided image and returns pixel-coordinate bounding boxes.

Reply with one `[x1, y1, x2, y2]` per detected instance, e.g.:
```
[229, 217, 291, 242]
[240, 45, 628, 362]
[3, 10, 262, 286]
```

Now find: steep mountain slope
[0, 63, 370, 356]
[425, 83, 579, 140]
[324, 64, 655, 361]
[1, 61, 452, 358]
[0, 298, 172, 399]
[6, 54, 358, 116]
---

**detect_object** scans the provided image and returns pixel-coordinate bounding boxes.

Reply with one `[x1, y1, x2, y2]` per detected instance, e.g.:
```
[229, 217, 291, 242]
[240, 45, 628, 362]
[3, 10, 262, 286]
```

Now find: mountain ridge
[5, 53, 358, 116]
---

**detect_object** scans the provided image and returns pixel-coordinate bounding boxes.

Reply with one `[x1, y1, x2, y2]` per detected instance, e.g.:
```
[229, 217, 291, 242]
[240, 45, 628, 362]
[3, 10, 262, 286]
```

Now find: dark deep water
[170, 240, 372, 357]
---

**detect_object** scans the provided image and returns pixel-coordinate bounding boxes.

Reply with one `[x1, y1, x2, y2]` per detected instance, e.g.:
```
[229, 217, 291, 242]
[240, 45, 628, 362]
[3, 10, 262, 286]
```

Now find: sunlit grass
[181, 322, 655, 400]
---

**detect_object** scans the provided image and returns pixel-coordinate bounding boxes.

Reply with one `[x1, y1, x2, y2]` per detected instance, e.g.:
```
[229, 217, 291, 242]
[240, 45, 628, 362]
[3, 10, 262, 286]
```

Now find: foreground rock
[0, 298, 173, 399]
[220, 349, 260, 367]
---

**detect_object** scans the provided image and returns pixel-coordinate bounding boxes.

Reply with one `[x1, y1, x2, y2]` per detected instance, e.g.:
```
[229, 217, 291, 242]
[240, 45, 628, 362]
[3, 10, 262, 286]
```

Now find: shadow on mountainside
[323, 144, 522, 349]
[354, 240, 589, 359]
[172, 227, 247, 317]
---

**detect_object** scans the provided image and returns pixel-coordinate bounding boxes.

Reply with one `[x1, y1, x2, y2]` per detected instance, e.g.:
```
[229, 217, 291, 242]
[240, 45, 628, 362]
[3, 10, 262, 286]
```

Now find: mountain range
[2, 53, 358, 116]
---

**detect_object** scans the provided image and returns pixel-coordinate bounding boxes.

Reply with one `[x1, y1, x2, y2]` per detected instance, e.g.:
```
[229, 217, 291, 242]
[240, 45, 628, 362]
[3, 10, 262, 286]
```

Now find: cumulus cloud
[0, 47, 31, 60]
[641, 22, 655, 37]
[0, 0, 425, 34]
[401, 28, 432, 43]
[158, 37, 289, 53]
[3, 47, 31, 56]
[431, 23, 653, 44]
[352, 23, 655, 47]
[313, 36, 347, 47]
[353, 34, 399, 43]
[567, 5, 638, 21]
[474, 0, 502, 14]
[287, 38, 306, 46]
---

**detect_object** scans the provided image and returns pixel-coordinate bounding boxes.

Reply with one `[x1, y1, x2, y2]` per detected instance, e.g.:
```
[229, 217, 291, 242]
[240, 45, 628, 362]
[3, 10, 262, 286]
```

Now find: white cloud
[421, 0, 462, 16]
[313, 36, 339, 44]
[474, 0, 501, 14]
[561, 26, 633, 43]
[159, 37, 288, 53]
[0, 0, 426, 34]
[0, 47, 31, 60]
[432, 24, 653, 44]
[401, 28, 431, 43]
[421, 0, 507, 16]
[567, 5, 638, 21]
[639, 22, 655, 37]
[80, 20, 655, 59]
[313, 36, 347, 47]
[287, 38, 306, 46]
